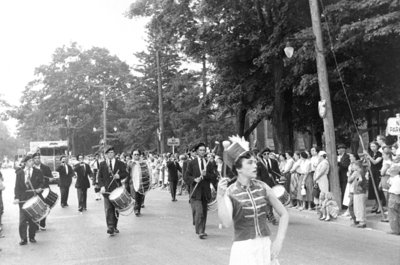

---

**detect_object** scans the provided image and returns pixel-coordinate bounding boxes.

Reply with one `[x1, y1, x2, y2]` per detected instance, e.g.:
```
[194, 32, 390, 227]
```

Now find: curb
[287, 207, 391, 233]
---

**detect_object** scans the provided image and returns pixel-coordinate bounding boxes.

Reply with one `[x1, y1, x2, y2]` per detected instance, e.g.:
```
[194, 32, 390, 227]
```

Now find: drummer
[14, 155, 45, 245]
[217, 150, 289, 265]
[33, 152, 52, 231]
[127, 149, 151, 216]
[98, 146, 128, 236]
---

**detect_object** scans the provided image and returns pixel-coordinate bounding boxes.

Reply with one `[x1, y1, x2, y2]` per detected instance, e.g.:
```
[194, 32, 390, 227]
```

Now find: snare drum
[22, 196, 50, 222]
[272, 184, 291, 206]
[109, 187, 134, 212]
[41, 188, 59, 209]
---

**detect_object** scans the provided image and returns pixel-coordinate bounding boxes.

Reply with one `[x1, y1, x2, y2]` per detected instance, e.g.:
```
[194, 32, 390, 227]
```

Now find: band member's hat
[32, 152, 40, 158]
[192, 142, 206, 151]
[105, 146, 115, 154]
[261, 147, 271, 154]
[22, 155, 33, 163]
[223, 135, 249, 169]
[60, 155, 67, 161]
[337, 144, 347, 150]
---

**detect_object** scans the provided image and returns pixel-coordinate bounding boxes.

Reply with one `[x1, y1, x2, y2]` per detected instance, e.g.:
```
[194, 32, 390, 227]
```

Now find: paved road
[0, 168, 399, 265]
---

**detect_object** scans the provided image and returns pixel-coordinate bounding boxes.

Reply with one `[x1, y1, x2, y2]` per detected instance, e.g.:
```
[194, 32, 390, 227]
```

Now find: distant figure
[74, 154, 92, 212]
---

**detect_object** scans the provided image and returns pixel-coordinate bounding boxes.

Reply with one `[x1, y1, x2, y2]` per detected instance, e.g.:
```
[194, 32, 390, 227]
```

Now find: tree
[15, 43, 133, 154]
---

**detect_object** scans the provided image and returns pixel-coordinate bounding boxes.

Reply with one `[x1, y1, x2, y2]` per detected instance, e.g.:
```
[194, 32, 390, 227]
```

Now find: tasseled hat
[223, 135, 249, 169]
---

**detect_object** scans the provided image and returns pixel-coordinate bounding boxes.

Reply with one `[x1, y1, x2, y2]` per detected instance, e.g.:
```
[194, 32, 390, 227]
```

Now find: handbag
[312, 182, 320, 199]
[300, 184, 306, 196]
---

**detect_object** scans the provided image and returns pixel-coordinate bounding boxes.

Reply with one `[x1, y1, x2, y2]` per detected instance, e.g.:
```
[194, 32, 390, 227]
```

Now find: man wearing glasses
[98, 146, 128, 236]
[184, 143, 214, 239]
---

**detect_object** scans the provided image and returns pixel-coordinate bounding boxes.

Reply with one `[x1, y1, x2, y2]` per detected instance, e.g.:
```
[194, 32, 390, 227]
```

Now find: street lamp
[284, 42, 294, 59]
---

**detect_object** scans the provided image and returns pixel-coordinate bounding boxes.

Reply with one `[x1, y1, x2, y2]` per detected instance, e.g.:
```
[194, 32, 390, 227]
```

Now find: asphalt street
[0, 168, 399, 265]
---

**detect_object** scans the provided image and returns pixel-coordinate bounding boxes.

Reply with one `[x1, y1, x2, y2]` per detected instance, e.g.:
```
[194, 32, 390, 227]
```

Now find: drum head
[109, 187, 124, 200]
[42, 188, 49, 197]
[272, 185, 285, 197]
[22, 197, 38, 209]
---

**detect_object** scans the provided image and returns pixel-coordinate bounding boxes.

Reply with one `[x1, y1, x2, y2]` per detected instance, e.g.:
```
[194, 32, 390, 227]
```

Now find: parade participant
[184, 143, 214, 239]
[217, 150, 289, 265]
[74, 154, 92, 212]
[14, 155, 45, 245]
[90, 153, 102, 201]
[98, 146, 128, 235]
[256, 148, 280, 224]
[127, 149, 150, 216]
[167, 153, 182, 201]
[56, 155, 75, 208]
[32, 153, 52, 230]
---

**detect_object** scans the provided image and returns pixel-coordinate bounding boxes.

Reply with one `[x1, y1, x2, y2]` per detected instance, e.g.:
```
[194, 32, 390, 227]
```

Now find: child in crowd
[317, 192, 326, 220]
[387, 164, 400, 235]
[352, 161, 368, 228]
[320, 192, 339, 221]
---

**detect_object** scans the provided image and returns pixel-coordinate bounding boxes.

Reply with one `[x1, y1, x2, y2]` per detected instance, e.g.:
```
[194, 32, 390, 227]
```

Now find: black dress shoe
[107, 228, 114, 235]
[141, 205, 145, 208]
[29, 238, 37, 243]
[114, 228, 119, 233]
[19, 240, 28, 245]
[199, 233, 206, 239]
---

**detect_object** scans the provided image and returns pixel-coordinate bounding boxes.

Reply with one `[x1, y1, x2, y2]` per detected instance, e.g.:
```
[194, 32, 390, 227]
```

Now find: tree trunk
[271, 58, 293, 152]
[237, 105, 247, 138]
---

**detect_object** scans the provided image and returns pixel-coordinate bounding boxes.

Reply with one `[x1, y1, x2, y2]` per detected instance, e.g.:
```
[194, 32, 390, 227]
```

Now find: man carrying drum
[14, 155, 45, 245]
[33, 152, 52, 231]
[127, 149, 151, 216]
[98, 146, 128, 236]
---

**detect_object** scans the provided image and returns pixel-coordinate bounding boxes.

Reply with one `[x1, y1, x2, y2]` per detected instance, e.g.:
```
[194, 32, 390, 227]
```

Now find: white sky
[0, 0, 149, 135]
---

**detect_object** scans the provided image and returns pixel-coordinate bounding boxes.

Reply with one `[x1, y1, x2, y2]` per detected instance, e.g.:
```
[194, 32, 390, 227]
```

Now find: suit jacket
[256, 158, 280, 187]
[167, 160, 182, 182]
[98, 159, 128, 193]
[74, 162, 92, 189]
[14, 167, 44, 202]
[56, 163, 75, 188]
[37, 163, 52, 188]
[338, 153, 350, 183]
[184, 157, 214, 201]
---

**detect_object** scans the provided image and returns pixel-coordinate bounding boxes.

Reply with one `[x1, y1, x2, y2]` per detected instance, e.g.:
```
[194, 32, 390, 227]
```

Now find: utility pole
[156, 49, 165, 153]
[201, 51, 208, 146]
[309, 0, 341, 207]
[103, 85, 107, 149]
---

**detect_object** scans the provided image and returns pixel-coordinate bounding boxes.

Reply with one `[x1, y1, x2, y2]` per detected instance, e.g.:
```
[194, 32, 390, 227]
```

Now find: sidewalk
[287, 200, 391, 233]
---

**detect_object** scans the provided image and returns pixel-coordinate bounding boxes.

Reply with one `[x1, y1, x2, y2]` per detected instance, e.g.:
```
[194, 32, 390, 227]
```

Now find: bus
[30, 141, 68, 172]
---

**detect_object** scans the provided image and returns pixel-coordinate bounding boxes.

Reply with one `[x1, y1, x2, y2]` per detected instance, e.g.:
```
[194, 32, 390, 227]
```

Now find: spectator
[317, 192, 326, 220]
[298, 152, 313, 211]
[337, 144, 350, 208]
[363, 141, 383, 213]
[278, 154, 287, 174]
[346, 153, 360, 220]
[320, 192, 339, 221]
[387, 164, 400, 235]
[310, 146, 320, 176]
[376, 135, 387, 154]
[352, 161, 368, 228]
[289, 152, 301, 208]
[380, 150, 393, 222]
[282, 152, 295, 194]
[314, 151, 329, 195]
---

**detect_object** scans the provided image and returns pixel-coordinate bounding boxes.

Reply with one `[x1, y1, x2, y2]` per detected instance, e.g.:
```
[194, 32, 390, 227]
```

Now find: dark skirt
[304, 172, 314, 202]
[368, 169, 384, 201]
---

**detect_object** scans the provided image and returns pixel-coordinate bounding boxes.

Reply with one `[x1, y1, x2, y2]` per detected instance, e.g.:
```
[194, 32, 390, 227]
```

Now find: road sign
[387, 116, 400, 136]
[167, 137, 180, 146]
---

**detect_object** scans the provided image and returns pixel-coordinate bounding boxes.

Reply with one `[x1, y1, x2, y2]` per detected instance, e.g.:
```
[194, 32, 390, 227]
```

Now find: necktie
[65, 165, 68, 174]
[25, 170, 31, 188]
[200, 158, 205, 171]
[109, 160, 113, 172]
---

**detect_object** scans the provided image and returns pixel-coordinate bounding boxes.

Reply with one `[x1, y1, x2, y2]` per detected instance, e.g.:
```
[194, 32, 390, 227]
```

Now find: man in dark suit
[33, 152, 52, 230]
[56, 155, 75, 208]
[256, 148, 280, 225]
[14, 155, 45, 245]
[98, 146, 128, 235]
[337, 144, 350, 206]
[184, 143, 215, 239]
[167, 153, 182, 201]
[74, 154, 92, 213]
